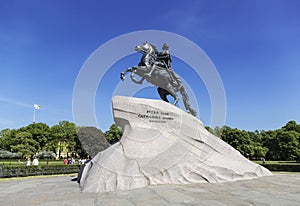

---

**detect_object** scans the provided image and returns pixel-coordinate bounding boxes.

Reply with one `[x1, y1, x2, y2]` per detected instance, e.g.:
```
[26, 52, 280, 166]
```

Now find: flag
[34, 104, 41, 110]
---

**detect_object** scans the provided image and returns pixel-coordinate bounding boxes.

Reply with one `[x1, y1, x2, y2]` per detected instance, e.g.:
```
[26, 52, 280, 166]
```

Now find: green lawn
[0, 159, 64, 166]
[253, 160, 299, 165]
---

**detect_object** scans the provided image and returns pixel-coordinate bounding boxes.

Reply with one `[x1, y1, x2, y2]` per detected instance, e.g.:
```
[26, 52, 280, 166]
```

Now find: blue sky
[1, 0, 300, 132]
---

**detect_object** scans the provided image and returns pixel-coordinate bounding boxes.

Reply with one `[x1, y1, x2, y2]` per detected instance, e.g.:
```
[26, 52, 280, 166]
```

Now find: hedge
[0, 164, 82, 178]
[259, 163, 300, 172]
[1, 163, 299, 178]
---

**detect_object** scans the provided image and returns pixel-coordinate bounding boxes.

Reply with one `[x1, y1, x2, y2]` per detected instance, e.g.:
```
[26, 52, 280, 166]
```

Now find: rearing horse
[120, 42, 197, 116]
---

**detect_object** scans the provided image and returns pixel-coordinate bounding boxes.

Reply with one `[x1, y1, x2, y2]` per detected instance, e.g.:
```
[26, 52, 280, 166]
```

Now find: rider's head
[162, 43, 169, 50]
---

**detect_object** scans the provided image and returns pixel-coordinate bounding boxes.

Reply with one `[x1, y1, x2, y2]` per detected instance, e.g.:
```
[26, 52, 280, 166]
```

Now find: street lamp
[33, 104, 40, 123]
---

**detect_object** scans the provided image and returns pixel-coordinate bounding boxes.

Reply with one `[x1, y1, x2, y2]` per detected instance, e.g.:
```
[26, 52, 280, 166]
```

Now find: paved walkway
[0, 173, 300, 205]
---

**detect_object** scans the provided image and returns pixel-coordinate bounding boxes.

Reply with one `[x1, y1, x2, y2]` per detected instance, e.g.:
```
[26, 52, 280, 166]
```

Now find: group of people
[19, 157, 87, 166]
[63, 157, 75, 165]
[20, 157, 90, 166]
[23, 157, 89, 166]
[25, 157, 39, 166]
[63, 158, 88, 165]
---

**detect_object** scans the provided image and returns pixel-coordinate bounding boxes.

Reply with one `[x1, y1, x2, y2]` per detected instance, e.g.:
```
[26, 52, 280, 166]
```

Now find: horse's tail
[179, 86, 197, 117]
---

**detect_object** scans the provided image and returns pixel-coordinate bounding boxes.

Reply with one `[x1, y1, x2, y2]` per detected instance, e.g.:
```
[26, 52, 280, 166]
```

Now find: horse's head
[135, 42, 158, 54]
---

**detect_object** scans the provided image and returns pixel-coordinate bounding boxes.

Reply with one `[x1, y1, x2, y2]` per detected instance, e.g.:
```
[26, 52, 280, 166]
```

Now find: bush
[36, 151, 56, 159]
[0, 164, 82, 178]
[260, 163, 300, 172]
[0, 150, 22, 159]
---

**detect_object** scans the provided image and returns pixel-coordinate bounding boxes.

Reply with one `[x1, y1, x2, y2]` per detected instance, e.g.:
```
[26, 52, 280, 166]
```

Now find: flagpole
[33, 104, 40, 123]
[33, 107, 36, 123]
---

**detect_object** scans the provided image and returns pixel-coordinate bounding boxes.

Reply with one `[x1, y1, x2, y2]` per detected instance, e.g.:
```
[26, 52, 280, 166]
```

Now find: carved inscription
[137, 110, 174, 123]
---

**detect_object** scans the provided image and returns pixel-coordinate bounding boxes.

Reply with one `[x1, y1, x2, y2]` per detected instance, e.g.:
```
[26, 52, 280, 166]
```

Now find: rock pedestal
[80, 96, 272, 193]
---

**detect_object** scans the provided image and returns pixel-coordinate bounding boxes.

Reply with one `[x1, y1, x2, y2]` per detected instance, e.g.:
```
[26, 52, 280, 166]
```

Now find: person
[157, 43, 172, 68]
[70, 157, 75, 165]
[25, 158, 31, 166]
[146, 43, 180, 86]
[32, 157, 39, 166]
[63, 158, 68, 165]
[146, 43, 169, 77]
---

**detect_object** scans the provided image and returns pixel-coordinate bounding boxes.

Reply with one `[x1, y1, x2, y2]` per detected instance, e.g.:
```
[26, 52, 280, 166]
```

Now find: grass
[253, 160, 300, 165]
[272, 171, 300, 174]
[0, 159, 65, 166]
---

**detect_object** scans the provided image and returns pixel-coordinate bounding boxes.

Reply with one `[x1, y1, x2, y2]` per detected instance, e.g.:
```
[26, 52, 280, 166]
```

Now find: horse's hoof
[120, 73, 125, 81]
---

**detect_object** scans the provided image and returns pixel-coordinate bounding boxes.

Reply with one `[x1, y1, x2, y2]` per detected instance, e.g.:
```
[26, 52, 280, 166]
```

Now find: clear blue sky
[1, 0, 300, 132]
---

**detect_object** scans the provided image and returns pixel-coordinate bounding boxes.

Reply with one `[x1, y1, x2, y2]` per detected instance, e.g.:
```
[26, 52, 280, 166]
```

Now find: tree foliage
[49, 121, 78, 158]
[206, 120, 300, 161]
[10, 131, 39, 158]
[104, 124, 122, 144]
[0, 121, 81, 159]
[1, 120, 299, 161]
[77, 126, 109, 158]
[19, 123, 50, 151]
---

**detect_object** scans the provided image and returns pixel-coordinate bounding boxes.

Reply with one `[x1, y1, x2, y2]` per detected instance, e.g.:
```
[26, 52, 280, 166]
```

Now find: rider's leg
[146, 63, 157, 77]
[146, 62, 164, 77]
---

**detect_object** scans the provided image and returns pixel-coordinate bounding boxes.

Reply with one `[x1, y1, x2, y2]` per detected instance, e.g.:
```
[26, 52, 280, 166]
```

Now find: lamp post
[33, 104, 40, 123]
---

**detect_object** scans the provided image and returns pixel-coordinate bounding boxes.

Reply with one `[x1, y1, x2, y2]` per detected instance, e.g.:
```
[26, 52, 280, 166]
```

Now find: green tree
[282, 120, 299, 132]
[220, 126, 241, 149]
[77, 126, 109, 158]
[262, 129, 300, 160]
[0, 128, 10, 138]
[276, 130, 300, 160]
[220, 126, 258, 159]
[0, 129, 12, 150]
[0, 129, 20, 153]
[213, 126, 224, 137]
[104, 124, 122, 144]
[19, 123, 50, 151]
[10, 131, 39, 158]
[248, 131, 268, 159]
[50, 121, 78, 158]
[205, 126, 216, 136]
[262, 130, 279, 160]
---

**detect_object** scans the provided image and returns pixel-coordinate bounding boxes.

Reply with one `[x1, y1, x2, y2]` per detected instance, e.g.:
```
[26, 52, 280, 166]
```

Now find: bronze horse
[120, 42, 196, 116]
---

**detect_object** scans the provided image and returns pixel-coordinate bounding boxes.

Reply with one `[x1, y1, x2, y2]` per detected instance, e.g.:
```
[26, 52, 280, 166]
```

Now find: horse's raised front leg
[120, 68, 133, 81]
[130, 68, 145, 85]
[131, 73, 145, 85]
